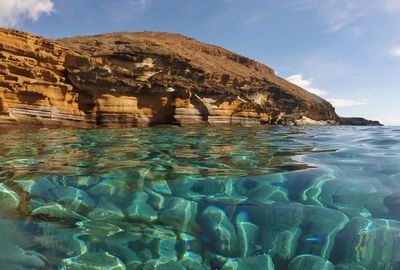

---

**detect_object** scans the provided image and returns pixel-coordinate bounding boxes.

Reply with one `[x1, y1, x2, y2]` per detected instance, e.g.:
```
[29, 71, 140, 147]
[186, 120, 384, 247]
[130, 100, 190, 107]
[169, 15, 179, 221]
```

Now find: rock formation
[339, 117, 383, 126]
[0, 28, 342, 128]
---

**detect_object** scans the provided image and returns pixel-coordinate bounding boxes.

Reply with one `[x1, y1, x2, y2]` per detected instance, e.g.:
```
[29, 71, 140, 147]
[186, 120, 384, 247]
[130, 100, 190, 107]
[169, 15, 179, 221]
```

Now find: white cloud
[0, 0, 54, 27]
[328, 98, 369, 107]
[389, 46, 400, 57]
[286, 74, 327, 96]
[287, 73, 370, 108]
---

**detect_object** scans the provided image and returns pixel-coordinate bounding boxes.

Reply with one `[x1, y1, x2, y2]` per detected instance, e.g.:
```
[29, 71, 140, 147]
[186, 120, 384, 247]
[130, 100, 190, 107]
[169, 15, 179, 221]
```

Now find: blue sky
[1, 0, 399, 125]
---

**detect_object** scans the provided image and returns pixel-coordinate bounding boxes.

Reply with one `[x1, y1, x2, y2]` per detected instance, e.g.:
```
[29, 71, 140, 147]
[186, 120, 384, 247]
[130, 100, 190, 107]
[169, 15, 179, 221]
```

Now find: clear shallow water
[0, 126, 399, 270]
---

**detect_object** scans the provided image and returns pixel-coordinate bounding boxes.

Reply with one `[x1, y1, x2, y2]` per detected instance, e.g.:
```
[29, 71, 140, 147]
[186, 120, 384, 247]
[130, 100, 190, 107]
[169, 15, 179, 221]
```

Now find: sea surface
[0, 126, 399, 270]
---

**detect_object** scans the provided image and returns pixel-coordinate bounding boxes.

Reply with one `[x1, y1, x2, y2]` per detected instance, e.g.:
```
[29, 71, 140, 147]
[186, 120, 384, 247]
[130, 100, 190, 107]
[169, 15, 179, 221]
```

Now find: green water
[0, 126, 399, 270]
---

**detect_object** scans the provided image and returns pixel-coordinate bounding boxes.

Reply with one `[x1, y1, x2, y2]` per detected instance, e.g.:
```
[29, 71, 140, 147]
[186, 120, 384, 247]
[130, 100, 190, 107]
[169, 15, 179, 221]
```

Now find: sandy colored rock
[0, 28, 340, 128]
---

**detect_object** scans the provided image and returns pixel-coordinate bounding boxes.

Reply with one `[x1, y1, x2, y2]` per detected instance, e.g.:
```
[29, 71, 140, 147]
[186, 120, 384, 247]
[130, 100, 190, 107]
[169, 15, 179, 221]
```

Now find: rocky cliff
[339, 117, 383, 126]
[0, 28, 340, 128]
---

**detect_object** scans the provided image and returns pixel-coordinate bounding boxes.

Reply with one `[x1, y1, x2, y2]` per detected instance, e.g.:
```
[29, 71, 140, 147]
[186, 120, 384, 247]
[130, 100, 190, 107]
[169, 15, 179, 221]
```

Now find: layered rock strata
[0, 28, 340, 128]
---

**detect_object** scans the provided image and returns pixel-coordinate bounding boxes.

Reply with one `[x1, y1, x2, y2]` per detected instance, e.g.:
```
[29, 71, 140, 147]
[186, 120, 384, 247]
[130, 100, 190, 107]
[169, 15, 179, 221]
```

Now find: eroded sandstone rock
[0, 28, 340, 128]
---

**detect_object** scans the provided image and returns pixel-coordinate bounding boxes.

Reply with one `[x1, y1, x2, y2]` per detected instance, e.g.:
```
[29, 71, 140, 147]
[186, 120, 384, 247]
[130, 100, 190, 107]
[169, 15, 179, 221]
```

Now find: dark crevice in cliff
[76, 91, 96, 113]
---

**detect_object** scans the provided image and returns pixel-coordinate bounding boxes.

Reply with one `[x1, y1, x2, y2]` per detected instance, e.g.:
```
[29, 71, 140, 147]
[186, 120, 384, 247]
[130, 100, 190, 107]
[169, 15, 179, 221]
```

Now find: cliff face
[339, 117, 383, 126]
[0, 28, 339, 128]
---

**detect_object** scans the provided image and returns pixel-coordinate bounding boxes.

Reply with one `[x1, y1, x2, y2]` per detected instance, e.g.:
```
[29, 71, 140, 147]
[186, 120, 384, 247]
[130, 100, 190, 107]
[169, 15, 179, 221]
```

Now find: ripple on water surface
[0, 126, 399, 270]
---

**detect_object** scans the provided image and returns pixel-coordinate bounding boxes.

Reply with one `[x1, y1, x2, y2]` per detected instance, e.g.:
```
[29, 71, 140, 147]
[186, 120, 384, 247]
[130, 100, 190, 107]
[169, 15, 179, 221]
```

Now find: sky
[0, 0, 399, 125]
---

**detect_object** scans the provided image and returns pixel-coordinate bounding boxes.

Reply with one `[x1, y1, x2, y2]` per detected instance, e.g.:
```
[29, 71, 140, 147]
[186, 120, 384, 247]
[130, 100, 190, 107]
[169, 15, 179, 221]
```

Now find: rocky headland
[339, 117, 383, 126]
[0, 28, 381, 128]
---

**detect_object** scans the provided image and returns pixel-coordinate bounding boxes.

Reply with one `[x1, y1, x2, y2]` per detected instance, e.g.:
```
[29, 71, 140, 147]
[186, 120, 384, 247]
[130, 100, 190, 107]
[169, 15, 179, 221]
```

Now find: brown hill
[0, 28, 339, 128]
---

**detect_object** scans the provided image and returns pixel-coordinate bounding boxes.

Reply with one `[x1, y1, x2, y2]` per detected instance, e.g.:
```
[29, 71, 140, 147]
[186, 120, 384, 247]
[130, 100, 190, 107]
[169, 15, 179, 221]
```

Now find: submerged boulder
[61, 252, 126, 270]
[288, 255, 334, 270]
[0, 183, 20, 215]
[334, 217, 400, 269]
[200, 206, 238, 257]
[240, 202, 349, 259]
[88, 196, 125, 221]
[126, 191, 158, 223]
[221, 255, 275, 270]
[158, 197, 198, 232]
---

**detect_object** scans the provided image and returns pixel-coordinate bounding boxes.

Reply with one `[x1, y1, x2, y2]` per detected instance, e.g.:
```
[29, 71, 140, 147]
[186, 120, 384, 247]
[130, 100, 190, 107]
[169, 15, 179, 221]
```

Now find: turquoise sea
[0, 126, 399, 270]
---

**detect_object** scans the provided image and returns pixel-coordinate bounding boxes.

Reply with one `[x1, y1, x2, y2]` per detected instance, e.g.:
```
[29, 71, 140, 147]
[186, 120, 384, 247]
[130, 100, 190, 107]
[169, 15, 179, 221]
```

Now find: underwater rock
[151, 232, 178, 260]
[335, 217, 400, 270]
[106, 225, 178, 263]
[88, 197, 125, 221]
[89, 178, 131, 204]
[221, 255, 275, 270]
[126, 261, 143, 270]
[145, 188, 166, 210]
[169, 178, 234, 202]
[61, 175, 103, 188]
[30, 175, 101, 191]
[105, 243, 140, 268]
[262, 227, 301, 261]
[28, 177, 96, 212]
[286, 166, 391, 218]
[169, 179, 207, 202]
[14, 179, 36, 193]
[290, 168, 337, 208]
[76, 220, 124, 238]
[127, 191, 158, 223]
[0, 183, 20, 215]
[145, 180, 172, 195]
[143, 259, 186, 270]
[241, 202, 349, 259]
[199, 195, 247, 218]
[385, 194, 400, 220]
[333, 205, 372, 219]
[180, 252, 207, 270]
[235, 175, 288, 203]
[288, 255, 334, 270]
[34, 223, 87, 258]
[178, 232, 202, 259]
[191, 179, 234, 196]
[137, 248, 153, 262]
[61, 252, 126, 270]
[234, 211, 259, 257]
[335, 263, 367, 270]
[0, 220, 48, 269]
[246, 185, 289, 203]
[316, 179, 389, 218]
[1, 247, 47, 269]
[159, 197, 198, 232]
[102, 233, 142, 266]
[242, 202, 303, 259]
[29, 176, 59, 197]
[244, 202, 304, 229]
[52, 186, 96, 212]
[299, 205, 349, 258]
[200, 206, 238, 257]
[31, 203, 88, 222]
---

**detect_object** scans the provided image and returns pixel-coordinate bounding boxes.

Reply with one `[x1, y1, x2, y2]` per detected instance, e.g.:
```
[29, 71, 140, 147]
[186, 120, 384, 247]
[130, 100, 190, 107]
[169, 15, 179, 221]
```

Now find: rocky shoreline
[339, 117, 383, 126]
[0, 28, 381, 128]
